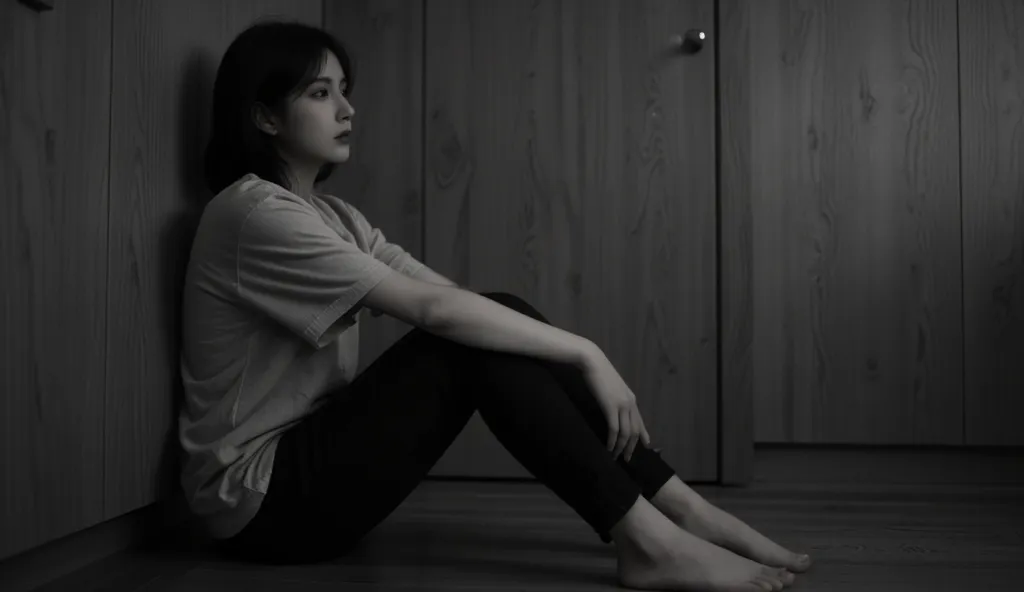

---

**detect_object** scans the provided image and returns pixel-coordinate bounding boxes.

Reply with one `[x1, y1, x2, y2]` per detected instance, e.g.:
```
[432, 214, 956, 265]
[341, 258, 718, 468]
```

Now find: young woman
[179, 19, 812, 592]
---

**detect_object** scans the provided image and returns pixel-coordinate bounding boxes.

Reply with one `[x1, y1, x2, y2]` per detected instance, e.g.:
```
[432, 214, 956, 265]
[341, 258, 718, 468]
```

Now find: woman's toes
[756, 567, 788, 589]
[790, 553, 812, 572]
[776, 568, 795, 585]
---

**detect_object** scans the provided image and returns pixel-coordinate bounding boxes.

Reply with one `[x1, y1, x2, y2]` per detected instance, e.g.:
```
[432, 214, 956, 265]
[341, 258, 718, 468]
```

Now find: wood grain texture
[104, 0, 321, 521]
[959, 0, 1024, 445]
[739, 0, 963, 444]
[753, 445, 1024, 485]
[424, 0, 718, 481]
[0, 0, 111, 561]
[29, 475, 1024, 592]
[717, 0, 755, 484]
[319, 0, 425, 377]
[0, 503, 162, 592]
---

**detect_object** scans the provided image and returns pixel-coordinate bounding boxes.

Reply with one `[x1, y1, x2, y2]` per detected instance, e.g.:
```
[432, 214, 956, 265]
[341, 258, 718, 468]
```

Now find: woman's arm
[412, 264, 459, 288]
[369, 264, 460, 318]
[425, 286, 597, 369]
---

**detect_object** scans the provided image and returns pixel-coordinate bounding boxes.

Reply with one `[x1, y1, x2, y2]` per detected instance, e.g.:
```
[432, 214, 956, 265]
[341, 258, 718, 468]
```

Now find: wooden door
[423, 0, 719, 481]
[722, 0, 964, 445]
[959, 0, 1024, 446]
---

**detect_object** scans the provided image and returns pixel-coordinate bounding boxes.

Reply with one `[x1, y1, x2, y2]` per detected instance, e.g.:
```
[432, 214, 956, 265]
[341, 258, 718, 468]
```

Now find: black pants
[216, 292, 676, 565]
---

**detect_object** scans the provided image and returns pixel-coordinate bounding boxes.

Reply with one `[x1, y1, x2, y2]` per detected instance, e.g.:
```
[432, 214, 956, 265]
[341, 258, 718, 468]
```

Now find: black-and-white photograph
[2, 1, 1022, 591]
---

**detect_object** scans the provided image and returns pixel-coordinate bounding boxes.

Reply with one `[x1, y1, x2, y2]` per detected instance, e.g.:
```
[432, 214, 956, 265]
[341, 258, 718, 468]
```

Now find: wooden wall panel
[959, 0, 1024, 446]
[717, 0, 755, 483]
[424, 0, 719, 481]
[320, 0, 425, 375]
[105, 0, 321, 521]
[732, 0, 963, 444]
[0, 0, 111, 561]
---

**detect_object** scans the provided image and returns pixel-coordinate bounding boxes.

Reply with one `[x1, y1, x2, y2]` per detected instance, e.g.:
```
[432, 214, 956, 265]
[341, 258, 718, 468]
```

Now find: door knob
[671, 29, 706, 54]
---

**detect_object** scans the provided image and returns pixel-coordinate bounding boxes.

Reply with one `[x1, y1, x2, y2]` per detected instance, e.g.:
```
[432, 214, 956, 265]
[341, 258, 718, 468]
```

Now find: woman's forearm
[370, 264, 461, 318]
[412, 264, 459, 287]
[425, 287, 598, 369]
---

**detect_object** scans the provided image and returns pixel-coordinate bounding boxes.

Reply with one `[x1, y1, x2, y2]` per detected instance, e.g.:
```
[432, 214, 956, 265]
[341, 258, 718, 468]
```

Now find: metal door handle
[672, 29, 706, 54]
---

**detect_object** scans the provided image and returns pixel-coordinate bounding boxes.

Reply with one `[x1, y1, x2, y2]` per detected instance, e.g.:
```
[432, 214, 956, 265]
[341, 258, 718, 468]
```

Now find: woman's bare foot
[674, 498, 812, 575]
[611, 494, 793, 591]
[651, 477, 812, 574]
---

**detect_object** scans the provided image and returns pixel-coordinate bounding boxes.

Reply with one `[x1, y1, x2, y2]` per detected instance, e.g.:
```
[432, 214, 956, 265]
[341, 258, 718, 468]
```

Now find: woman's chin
[325, 145, 351, 163]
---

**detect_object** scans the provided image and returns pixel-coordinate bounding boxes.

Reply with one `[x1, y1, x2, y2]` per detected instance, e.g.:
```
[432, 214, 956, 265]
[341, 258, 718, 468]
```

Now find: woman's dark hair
[203, 19, 356, 196]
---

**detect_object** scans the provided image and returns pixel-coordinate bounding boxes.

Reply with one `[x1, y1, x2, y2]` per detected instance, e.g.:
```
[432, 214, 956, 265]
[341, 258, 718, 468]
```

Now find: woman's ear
[251, 102, 279, 136]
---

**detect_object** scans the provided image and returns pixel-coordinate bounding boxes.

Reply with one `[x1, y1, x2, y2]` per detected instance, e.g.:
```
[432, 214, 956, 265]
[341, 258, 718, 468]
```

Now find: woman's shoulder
[206, 174, 310, 223]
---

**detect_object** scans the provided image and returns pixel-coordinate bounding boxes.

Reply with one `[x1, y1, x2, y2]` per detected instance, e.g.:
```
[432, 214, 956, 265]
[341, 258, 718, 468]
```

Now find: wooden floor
[28, 478, 1024, 591]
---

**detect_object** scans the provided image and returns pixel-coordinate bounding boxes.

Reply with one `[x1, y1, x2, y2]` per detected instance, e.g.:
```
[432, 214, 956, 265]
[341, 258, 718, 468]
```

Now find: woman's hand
[580, 347, 652, 463]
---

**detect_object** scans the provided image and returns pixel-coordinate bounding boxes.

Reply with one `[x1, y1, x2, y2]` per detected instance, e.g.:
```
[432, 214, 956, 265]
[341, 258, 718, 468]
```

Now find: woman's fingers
[614, 407, 630, 459]
[606, 408, 619, 452]
[624, 409, 641, 462]
[639, 414, 652, 447]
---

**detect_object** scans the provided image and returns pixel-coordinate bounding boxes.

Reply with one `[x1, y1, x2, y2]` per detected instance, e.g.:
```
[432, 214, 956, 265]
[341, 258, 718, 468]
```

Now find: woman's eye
[313, 89, 348, 99]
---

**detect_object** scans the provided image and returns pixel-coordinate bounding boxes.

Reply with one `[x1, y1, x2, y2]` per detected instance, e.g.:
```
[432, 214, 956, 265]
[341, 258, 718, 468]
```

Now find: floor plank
[32, 480, 1024, 591]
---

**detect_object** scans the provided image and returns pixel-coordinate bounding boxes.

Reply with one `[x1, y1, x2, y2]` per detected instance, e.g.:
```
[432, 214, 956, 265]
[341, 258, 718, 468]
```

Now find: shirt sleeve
[343, 202, 426, 278]
[236, 195, 394, 349]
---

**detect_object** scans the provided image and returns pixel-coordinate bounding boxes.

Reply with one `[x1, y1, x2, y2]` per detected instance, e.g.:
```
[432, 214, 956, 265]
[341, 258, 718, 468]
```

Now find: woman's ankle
[609, 494, 677, 562]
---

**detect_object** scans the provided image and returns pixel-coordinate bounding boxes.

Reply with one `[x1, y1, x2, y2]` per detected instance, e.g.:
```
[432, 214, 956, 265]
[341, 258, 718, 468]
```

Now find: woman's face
[260, 50, 355, 171]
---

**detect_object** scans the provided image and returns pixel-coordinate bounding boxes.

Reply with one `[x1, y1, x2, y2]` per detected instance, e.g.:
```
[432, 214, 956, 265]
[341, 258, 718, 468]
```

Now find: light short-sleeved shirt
[178, 173, 425, 539]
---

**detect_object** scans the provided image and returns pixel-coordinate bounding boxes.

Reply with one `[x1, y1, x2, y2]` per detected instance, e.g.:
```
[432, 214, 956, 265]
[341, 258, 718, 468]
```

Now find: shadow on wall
[150, 49, 219, 546]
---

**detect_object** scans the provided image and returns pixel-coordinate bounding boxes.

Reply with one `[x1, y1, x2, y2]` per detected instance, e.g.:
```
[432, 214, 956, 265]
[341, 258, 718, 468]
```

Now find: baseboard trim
[0, 495, 190, 592]
[753, 444, 1024, 485]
